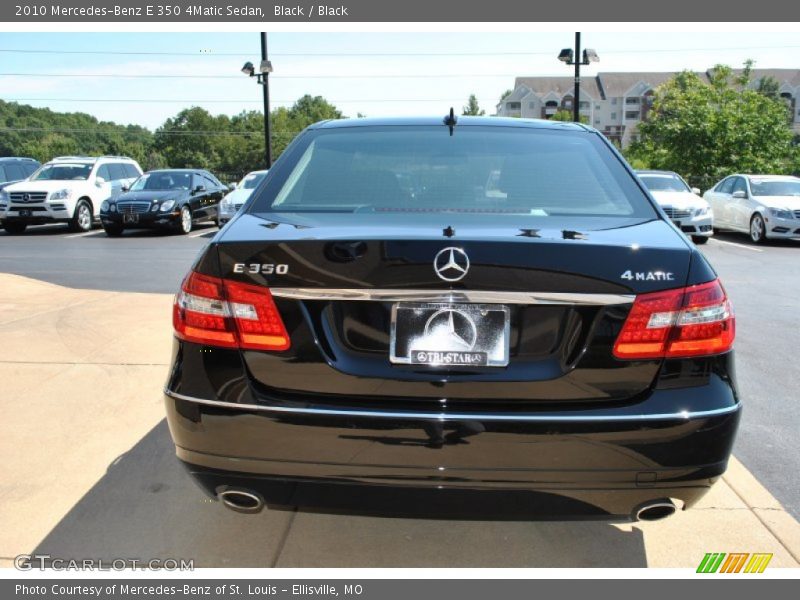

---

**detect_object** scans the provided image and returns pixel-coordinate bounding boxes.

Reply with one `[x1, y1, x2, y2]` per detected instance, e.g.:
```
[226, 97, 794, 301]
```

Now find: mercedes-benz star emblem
[423, 308, 478, 350]
[433, 247, 469, 282]
[22, 193, 29, 203]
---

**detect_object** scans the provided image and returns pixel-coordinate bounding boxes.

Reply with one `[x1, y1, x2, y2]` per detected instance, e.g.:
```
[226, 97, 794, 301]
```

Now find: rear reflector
[173, 271, 290, 351]
[613, 279, 734, 360]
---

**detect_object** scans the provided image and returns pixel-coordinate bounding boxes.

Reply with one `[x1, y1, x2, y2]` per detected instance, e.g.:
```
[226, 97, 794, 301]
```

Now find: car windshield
[254, 125, 655, 217]
[130, 172, 192, 191]
[639, 174, 690, 193]
[749, 179, 800, 197]
[31, 163, 92, 181]
[241, 172, 267, 190]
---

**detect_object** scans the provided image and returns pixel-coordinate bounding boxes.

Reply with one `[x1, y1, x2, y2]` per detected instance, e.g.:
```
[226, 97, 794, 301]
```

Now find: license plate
[390, 303, 510, 367]
[123, 214, 139, 224]
[19, 209, 31, 217]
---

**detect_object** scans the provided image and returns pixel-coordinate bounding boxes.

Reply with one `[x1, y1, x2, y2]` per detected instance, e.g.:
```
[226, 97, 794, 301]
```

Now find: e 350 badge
[233, 263, 289, 275]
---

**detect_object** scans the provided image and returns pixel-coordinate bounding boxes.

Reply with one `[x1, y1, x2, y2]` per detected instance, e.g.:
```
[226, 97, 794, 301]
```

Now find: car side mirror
[121, 185, 129, 192]
[732, 190, 747, 199]
[95, 176, 106, 186]
[691, 187, 701, 195]
[193, 185, 206, 194]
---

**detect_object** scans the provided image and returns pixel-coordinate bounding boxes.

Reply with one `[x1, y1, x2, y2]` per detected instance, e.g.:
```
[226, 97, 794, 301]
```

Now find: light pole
[241, 32, 274, 168]
[557, 32, 599, 123]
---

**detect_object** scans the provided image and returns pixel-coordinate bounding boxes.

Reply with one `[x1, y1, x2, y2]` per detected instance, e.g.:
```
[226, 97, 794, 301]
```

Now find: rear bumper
[164, 385, 741, 517]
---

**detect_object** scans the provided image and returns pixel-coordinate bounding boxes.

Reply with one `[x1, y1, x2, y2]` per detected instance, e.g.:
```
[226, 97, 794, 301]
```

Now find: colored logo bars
[697, 552, 773, 573]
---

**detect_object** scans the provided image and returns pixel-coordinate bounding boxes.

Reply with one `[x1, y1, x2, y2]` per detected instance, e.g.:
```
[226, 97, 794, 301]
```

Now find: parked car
[100, 169, 226, 236]
[0, 156, 141, 234]
[0, 157, 40, 223]
[0, 157, 40, 192]
[165, 117, 740, 521]
[218, 170, 268, 226]
[635, 170, 713, 245]
[704, 174, 800, 243]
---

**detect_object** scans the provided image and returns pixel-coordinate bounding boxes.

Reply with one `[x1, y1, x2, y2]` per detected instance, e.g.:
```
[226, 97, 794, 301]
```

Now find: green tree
[498, 89, 513, 104]
[627, 63, 795, 188]
[551, 109, 589, 124]
[462, 94, 485, 116]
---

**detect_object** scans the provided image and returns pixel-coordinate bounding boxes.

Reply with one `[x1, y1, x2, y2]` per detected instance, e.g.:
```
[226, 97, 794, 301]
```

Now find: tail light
[613, 279, 734, 360]
[173, 271, 290, 351]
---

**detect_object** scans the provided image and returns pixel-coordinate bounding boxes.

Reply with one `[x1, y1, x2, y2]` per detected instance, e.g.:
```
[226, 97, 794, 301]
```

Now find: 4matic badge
[620, 270, 675, 282]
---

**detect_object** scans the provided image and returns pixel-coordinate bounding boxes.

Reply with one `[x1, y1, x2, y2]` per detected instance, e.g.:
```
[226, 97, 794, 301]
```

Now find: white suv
[0, 156, 142, 234]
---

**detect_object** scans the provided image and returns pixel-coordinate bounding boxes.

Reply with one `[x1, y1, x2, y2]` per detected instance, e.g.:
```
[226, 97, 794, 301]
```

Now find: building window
[611, 112, 617, 120]
[579, 101, 590, 109]
[611, 98, 617, 105]
[625, 111, 640, 120]
[506, 102, 521, 110]
[625, 97, 640, 105]
[595, 104, 601, 110]
[594, 119, 601, 124]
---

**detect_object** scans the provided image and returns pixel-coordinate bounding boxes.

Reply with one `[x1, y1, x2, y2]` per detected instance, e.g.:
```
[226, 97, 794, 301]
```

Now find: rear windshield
[639, 174, 690, 193]
[251, 125, 655, 218]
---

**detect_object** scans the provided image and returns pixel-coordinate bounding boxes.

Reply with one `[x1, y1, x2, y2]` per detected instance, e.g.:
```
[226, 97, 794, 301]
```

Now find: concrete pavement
[0, 272, 798, 568]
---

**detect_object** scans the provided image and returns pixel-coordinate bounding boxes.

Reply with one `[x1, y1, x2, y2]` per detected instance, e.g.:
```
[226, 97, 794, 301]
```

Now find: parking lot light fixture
[241, 33, 273, 168]
[557, 32, 599, 123]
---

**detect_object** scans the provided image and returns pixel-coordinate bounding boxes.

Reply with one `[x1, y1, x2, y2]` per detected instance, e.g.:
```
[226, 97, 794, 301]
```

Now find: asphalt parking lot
[1, 222, 799, 567]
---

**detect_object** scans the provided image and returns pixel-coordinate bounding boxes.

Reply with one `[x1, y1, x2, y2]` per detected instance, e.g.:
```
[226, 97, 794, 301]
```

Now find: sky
[2, 31, 800, 130]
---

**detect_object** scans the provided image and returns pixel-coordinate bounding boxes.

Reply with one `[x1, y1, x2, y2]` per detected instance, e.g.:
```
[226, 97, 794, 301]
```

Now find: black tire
[749, 213, 767, 244]
[103, 224, 124, 237]
[692, 235, 709, 245]
[69, 199, 93, 233]
[175, 205, 193, 235]
[3, 221, 27, 235]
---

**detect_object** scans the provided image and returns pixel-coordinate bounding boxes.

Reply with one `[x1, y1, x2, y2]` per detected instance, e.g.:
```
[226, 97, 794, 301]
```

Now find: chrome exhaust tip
[634, 499, 676, 522]
[218, 488, 265, 514]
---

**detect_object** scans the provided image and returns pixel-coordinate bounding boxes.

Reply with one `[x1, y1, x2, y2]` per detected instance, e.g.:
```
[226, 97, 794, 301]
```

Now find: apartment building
[497, 69, 800, 147]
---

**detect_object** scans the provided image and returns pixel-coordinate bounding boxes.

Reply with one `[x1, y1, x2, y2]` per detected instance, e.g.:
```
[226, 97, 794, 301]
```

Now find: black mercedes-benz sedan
[164, 116, 739, 521]
[100, 168, 226, 236]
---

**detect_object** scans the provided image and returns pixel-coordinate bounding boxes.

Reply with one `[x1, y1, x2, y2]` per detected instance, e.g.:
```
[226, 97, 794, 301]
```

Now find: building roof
[508, 69, 800, 103]
[514, 76, 603, 100]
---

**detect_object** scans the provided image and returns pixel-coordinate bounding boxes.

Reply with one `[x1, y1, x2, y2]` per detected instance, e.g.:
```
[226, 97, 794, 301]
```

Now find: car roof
[146, 169, 202, 174]
[741, 174, 799, 180]
[0, 157, 39, 163]
[49, 156, 136, 163]
[308, 115, 590, 132]
[635, 170, 680, 176]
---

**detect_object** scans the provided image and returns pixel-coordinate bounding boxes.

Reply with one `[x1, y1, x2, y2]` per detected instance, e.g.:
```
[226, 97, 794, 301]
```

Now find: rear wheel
[2, 221, 27, 235]
[103, 223, 124, 237]
[176, 205, 193, 235]
[749, 213, 767, 244]
[69, 199, 93, 233]
[692, 235, 709, 245]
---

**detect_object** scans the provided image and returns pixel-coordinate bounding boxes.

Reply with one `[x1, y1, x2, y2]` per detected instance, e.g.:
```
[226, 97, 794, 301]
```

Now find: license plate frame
[18, 209, 32, 218]
[123, 213, 139, 224]
[389, 302, 510, 368]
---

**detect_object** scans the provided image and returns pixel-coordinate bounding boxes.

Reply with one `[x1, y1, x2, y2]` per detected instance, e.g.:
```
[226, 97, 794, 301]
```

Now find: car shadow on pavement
[34, 420, 648, 568]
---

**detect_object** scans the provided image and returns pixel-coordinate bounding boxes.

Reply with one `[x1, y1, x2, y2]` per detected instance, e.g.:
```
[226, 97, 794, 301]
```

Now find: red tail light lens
[613, 279, 734, 360]
[224, 280, 291, 351]
[173, 272, 290, 351]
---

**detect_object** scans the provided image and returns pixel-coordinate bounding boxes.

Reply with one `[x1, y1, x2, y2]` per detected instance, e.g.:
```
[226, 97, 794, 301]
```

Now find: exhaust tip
[218, 488, 265, 514]
[634, 500, 676, 522]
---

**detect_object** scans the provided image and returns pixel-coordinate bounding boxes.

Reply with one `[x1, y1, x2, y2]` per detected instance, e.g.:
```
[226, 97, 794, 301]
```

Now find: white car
[218, 170, 268, 226]
[704, 174, 800, 244]
[636, 170, 713, 245]
[0, 155, 142, 234]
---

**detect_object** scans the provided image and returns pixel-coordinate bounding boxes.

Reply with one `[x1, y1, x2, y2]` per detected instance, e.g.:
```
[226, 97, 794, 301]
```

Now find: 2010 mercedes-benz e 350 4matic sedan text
[164, 116, 739, 521]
